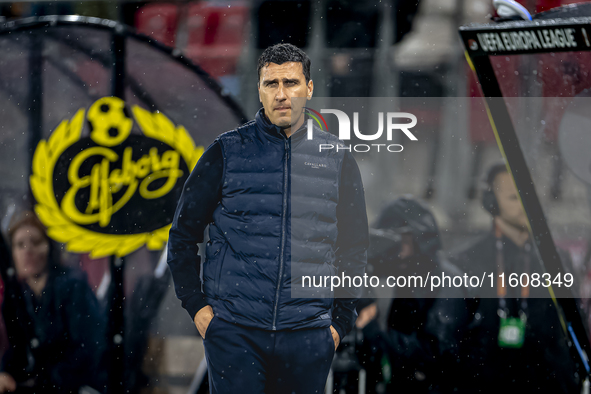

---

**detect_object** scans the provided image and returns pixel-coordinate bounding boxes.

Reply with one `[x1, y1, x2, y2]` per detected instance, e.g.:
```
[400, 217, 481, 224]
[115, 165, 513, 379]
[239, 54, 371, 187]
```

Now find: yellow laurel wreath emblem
[30, 100, 204, 258]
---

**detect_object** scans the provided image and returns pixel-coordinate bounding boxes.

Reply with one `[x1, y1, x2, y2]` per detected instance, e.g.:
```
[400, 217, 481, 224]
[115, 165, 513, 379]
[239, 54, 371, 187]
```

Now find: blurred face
[12, 225, 49, 281]
[493, 172, 529, 230]
[258, 62, 313, 132]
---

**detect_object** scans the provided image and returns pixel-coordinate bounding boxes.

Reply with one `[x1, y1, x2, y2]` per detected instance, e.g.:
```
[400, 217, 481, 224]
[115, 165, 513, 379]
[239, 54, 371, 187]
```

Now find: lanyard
[495, 225, 530, 314]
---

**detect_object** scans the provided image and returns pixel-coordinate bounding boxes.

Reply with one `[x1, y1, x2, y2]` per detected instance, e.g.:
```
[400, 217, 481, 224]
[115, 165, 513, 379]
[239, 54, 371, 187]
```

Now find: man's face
[493, 172, 529, 230]
[258, 62, 313, 129]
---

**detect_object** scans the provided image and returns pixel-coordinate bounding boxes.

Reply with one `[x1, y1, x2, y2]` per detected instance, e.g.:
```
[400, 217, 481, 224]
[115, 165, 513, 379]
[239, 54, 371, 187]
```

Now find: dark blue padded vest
[202, 109, 346, 331]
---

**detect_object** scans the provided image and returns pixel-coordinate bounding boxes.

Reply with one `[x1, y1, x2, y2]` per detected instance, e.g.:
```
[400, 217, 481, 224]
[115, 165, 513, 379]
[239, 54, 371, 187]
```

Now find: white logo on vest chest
[304, 161, 327, 169]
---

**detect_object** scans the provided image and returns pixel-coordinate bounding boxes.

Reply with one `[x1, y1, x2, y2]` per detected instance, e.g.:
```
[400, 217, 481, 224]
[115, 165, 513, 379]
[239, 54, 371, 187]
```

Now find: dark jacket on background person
[450, 232, 580, 393]
[167, 108, 369, 341]
[1, 266, 106, 393]
[357, 259, 471, 394]
[385, 259, 470, 393]
[364, 198, 471, 393]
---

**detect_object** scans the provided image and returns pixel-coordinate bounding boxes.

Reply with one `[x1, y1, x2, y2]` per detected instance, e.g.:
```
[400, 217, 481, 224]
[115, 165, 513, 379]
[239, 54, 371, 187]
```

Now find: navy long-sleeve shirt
[167, 139, 368, 340]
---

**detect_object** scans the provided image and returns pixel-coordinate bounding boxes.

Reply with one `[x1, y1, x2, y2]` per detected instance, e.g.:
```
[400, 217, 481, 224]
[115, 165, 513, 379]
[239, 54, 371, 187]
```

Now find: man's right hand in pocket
[194, 305, 214, 339]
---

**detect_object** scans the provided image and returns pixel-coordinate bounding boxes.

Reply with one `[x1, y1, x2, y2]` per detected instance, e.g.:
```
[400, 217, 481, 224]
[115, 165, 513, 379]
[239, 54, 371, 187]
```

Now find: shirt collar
[255, 108, 309, 142]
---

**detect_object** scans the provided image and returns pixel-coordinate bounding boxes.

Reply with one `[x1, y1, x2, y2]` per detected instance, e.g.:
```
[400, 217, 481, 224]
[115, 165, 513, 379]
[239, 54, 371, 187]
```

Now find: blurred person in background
[449, 162, 580, 393]
[357, 197, 470, 393]
[0, 211, 106, 394]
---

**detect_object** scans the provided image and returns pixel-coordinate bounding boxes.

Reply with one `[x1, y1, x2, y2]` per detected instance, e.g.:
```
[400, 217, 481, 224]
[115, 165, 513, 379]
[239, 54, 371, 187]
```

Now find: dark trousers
[203, 316, 335, 394]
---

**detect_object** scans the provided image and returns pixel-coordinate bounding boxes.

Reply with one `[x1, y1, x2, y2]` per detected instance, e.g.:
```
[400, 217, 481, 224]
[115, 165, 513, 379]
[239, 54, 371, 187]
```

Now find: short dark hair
[485, 161, 508, 189]
[257, 43, 311, 84]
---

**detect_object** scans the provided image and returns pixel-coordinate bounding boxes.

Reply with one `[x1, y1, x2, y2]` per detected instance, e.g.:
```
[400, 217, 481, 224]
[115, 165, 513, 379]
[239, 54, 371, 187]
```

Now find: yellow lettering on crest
[62, 145, 183, 227]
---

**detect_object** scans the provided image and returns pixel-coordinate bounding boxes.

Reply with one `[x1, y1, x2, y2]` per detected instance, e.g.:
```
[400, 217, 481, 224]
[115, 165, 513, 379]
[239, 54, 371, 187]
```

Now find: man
[167, 43, 368, 393]
[359, 197, 469, 393]
[450, 162, 579, 393]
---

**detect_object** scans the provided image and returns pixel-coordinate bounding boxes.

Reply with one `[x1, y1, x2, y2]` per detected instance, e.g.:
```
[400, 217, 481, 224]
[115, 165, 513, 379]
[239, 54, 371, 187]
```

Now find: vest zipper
[272, 138, 289, 330]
